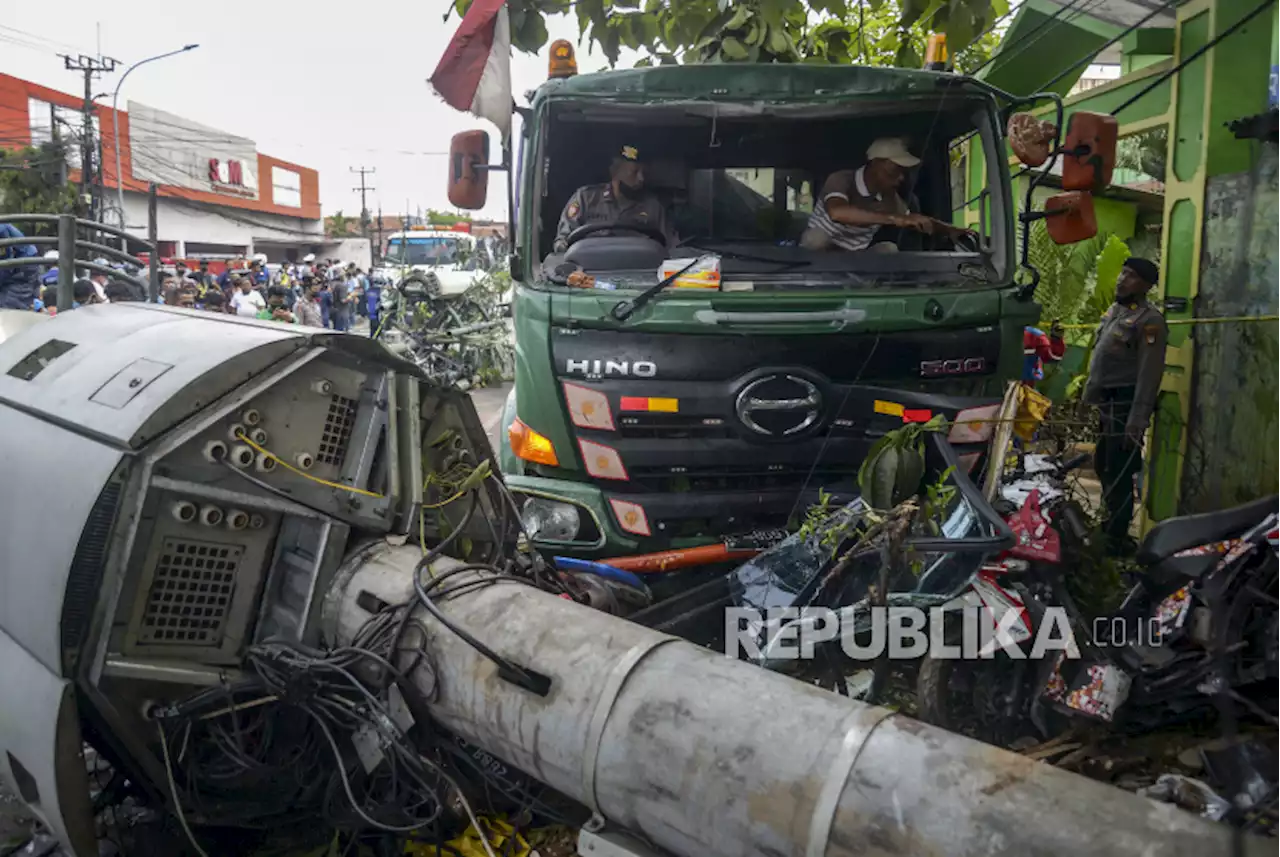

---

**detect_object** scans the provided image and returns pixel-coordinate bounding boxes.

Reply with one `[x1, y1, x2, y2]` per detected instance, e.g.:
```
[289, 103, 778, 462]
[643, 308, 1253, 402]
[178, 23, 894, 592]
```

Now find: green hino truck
[445, 45, 1111, 558]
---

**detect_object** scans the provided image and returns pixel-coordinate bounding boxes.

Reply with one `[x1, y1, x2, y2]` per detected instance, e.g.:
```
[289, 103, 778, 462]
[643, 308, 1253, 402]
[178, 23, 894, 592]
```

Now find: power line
[967, 0, 1099, 76]
[1109, 0, 1276, 116]
[1033, 0, 1180, 93]
[0, 24, 95, 56]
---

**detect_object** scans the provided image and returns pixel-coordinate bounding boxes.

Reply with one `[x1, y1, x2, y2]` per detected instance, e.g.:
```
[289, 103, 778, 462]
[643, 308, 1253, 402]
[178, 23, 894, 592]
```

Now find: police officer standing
[1081, 257, 1167, 552]
[553, 145, 677, 253]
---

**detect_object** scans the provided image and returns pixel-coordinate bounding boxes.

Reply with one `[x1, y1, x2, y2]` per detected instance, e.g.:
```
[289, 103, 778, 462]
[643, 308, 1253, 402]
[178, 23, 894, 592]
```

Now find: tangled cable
[151, 444, 579, 852]
[153, 641, 447, 840]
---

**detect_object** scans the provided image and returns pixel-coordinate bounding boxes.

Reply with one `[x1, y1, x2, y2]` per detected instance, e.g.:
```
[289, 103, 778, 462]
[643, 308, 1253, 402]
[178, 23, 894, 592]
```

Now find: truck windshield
[386, 236, 463, 266]
[533, 97, 1007, 289]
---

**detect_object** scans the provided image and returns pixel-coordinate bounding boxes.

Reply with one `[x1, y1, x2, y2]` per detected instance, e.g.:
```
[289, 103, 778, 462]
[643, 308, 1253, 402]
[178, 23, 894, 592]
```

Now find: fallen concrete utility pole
[324, 544, 1269, 857]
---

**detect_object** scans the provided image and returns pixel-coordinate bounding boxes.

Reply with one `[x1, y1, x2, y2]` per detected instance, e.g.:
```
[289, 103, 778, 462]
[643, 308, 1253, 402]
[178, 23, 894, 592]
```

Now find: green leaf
[893, 34, 921, 67]
[759, 0, 789, 27]
[616, 17, 641, 50]
[944, 10, 975, 53]
[768, 26, 790, 54]
[745, 20, 765, 46]
[898, 0, 930, 28]
[725, 6, 752, 30]
[695, 8, 734, 42]
[720, 36, 749, 59]
[519, 11, 550, 51]
[635, 13, 661, 47]
[576, 0, 605, 37]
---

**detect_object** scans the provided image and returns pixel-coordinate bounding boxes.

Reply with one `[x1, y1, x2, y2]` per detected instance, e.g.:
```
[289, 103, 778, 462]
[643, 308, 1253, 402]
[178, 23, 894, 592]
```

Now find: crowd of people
[0, 235, 386, 337]
[164, 253, 384, 335]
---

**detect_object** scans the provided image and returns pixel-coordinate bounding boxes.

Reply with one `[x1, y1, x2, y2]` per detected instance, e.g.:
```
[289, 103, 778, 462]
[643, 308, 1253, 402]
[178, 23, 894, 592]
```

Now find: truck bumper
[503, 473, 859, 559]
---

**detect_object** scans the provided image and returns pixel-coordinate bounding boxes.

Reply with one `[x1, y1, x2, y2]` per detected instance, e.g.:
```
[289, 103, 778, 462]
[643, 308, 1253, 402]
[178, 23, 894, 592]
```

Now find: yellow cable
[420, 487, 468, 509]
[233, 431, 384, 499]
[1059, 313, 1278, 330]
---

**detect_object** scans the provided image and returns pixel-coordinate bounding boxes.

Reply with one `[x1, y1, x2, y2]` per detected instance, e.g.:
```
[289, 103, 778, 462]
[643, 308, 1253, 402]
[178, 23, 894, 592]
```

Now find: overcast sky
[2, 4, 638, 221]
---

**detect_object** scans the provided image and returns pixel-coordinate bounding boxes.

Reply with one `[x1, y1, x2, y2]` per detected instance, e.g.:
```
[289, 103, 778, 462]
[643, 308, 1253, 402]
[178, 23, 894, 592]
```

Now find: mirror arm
[1016, 93, 1066, 299]
[1019, 207, 1070, 224]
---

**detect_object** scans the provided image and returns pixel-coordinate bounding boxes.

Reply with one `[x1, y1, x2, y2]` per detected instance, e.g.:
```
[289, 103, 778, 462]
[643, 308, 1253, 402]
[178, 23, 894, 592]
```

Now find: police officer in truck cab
[552, 145, 677, 253]
[1081, 257, 1167, 553]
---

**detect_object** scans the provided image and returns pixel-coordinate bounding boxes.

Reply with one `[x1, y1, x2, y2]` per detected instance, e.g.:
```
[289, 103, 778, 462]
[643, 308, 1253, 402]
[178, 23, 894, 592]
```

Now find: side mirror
[1044, 191, 1097, 244]
[448, 130, 491, 210]
[1007, 112, 1058, 168]
[1060, 112, 1117, 193]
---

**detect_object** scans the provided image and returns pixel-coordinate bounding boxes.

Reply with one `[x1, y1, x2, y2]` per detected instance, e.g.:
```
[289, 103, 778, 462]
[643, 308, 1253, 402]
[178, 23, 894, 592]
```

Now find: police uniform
[1082, 298, 1168, 545]
[552, 146, 676, 253]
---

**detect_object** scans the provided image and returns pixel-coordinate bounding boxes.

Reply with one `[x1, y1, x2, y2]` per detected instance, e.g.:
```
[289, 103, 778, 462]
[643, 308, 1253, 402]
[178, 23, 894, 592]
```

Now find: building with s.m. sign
[0, 72, 330, 265]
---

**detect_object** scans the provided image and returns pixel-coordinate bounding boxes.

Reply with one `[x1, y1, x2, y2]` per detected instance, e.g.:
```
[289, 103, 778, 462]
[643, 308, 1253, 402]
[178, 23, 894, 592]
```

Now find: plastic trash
[1139, 774, 1231, 821]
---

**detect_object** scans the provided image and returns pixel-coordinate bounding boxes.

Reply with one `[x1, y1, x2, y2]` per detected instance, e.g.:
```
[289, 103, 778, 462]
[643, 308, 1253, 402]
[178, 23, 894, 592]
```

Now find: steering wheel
[563, 220, 667, 249]
[951, 230, 982, 253]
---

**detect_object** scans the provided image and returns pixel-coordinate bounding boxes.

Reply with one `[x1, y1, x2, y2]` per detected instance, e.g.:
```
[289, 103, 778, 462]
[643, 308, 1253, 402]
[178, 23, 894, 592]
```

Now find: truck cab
[448, 51, 1110, 559]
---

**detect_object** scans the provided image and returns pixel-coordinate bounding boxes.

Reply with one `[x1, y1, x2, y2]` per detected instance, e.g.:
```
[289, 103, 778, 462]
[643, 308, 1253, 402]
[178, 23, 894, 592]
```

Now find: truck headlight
[521, 497, 581, 542]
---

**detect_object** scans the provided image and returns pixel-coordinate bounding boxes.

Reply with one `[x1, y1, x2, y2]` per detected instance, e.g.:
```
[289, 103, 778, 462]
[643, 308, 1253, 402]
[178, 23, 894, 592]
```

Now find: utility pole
[350, 166, 375, 239]
[376, 204, 383, 261]
[61, 54, 118, 220]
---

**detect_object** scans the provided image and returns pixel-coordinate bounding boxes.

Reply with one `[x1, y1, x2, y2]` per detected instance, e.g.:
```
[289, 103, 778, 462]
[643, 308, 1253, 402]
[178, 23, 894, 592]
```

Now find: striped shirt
[804, 166, 909, 251]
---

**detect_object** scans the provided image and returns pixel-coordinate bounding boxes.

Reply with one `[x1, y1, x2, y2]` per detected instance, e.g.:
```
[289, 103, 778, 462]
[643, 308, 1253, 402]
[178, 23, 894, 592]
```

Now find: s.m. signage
[208, 158, 245, 187]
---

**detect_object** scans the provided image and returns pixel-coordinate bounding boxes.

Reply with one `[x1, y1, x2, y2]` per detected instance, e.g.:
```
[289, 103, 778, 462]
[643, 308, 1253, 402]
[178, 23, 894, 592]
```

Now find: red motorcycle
[918, 452, 1278, 746]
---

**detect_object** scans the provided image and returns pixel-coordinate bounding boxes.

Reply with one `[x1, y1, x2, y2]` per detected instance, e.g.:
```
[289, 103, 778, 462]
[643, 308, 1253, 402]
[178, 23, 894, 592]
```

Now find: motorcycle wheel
[916, 619, 1031, 747]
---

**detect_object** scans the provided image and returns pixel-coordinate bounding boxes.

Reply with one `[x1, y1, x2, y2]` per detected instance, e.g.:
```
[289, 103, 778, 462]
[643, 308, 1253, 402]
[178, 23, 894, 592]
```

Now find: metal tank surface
[325, 548, 1268, 857]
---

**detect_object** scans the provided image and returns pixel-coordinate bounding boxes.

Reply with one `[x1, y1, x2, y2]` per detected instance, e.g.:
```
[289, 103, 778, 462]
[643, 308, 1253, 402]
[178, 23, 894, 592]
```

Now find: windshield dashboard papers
[660, 256, 721, 289]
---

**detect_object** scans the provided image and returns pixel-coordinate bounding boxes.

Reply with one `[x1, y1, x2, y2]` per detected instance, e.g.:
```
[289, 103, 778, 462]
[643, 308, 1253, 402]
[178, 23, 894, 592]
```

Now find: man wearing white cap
[801, 137, 972, 252]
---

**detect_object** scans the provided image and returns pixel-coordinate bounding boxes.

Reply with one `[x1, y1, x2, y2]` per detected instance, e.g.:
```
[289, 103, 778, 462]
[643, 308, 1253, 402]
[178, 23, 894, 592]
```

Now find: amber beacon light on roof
[549, 39, 578, 79]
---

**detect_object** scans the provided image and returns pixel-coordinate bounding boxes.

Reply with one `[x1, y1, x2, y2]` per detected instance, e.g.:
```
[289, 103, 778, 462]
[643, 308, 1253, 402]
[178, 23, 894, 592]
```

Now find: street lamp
[112, 44, 199, 230]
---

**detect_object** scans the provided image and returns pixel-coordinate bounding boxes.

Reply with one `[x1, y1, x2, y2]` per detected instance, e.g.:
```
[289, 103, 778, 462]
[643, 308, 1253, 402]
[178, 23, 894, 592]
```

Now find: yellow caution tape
[1059, 313, 1278, 330]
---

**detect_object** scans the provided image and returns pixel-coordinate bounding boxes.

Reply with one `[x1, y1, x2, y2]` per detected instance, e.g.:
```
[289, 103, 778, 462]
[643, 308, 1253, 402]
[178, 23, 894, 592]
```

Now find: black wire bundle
[152, 640, 448, 835]
[147, 462, 588, 851]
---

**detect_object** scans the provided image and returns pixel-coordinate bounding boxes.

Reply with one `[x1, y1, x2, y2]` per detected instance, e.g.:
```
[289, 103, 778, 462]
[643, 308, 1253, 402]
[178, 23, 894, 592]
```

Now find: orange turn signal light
[508, 417, 559, 467]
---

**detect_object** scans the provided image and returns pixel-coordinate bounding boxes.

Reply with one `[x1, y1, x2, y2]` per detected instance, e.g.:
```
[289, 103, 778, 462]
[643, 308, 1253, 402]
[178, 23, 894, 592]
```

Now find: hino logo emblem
[735, 375, 823, 437]
[565, 359, 657, 378]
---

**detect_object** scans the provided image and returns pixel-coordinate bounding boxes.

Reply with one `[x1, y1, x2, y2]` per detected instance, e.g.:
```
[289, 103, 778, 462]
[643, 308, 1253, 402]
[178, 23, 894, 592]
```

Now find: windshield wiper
[609, 255, 709, 323]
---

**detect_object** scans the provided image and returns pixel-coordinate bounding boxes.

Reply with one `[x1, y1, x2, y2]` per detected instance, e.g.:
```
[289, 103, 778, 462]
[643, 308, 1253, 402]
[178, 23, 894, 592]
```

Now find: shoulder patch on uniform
[1143, 323, 1160, 345]
[636, 210, 649, 220]
[566, 200, 580, 219]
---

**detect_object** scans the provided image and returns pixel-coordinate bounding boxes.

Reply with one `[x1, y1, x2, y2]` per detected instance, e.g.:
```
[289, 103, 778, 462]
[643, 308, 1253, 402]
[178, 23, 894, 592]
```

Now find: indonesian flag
[429, 0, 512, 140]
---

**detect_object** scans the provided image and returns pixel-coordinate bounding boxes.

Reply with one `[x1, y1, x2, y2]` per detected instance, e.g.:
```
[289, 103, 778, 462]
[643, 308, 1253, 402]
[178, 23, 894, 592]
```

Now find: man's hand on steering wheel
[562, 220, 669, 249]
